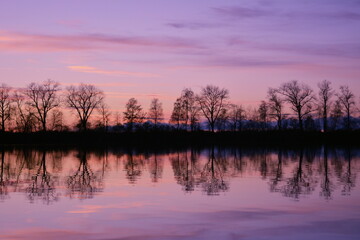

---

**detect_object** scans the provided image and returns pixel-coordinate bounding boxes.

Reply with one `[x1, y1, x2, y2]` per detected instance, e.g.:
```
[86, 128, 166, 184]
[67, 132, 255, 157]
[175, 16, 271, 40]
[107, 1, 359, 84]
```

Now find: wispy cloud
[166, 22, 225, 30]
[213, 6, 269, 19]
[213, 5, 360, 21]
[228, 40, 360, 59]
[0, 31, 203, 53]
[67, 65, 159, 77]
[325, 11, 360, 20]
[205, 57, 299, 68]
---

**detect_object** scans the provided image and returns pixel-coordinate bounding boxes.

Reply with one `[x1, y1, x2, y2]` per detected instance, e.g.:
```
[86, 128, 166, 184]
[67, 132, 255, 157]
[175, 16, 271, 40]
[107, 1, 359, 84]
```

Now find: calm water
[0, 146, 360, 240]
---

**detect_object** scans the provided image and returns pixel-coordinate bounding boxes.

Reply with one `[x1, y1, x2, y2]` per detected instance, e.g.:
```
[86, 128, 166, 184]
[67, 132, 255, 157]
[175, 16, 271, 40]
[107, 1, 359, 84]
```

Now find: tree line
[0, 79, 358, 133]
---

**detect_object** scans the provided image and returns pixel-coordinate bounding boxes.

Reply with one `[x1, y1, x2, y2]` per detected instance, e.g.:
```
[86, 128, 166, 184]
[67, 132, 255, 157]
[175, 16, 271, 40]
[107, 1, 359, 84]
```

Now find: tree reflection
[26, 151, 59, 204]
[199, 147, 229, 195]
[66, 151, 103, 199]
[269, 149, 283, 193]
[0, 149, 9, 200]
[320, 146, 334, 199]
[340, 148, 356, 195]
[124, 151, 144, 184]
[277, 149, 317, 199]
[0, 145, 358, 203]
[149, 153, 163, 183]
[171, 150, 200, 192]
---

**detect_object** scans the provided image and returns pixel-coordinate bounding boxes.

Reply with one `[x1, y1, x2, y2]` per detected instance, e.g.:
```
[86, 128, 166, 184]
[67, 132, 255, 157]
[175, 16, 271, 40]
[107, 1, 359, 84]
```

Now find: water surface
[0, 146, 359, 240]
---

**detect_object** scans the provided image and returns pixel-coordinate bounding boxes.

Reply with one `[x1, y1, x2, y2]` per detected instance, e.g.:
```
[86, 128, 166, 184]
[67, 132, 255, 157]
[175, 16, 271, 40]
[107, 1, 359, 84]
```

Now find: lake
[0, 146, 359, 240]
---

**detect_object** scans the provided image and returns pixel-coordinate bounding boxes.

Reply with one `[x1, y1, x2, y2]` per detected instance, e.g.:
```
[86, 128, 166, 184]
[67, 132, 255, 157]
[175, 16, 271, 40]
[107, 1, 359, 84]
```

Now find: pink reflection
[0, 147, 359, 240]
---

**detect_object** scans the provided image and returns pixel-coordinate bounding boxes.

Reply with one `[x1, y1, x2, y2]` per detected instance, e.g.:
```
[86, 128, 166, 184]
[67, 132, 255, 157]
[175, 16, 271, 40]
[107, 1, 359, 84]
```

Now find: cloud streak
[67, 65, 159, 77]
[0, 31, 203, 53]
[166, 22, 225, 30]
[213, 5, 360, 21]
[213, 6, 269, 19]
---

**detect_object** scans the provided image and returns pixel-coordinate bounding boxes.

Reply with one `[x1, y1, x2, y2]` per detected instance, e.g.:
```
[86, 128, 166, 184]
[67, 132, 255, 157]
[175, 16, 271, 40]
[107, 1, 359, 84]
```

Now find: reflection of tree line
[171, 147, 358, 198]
[0, 148, 105, 204]
[0, 147, 358, 203]
[268, 147, 357, 199]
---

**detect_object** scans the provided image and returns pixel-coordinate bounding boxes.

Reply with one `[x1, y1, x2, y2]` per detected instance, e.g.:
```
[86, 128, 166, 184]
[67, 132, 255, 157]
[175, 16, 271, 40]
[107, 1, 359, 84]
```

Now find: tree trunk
[298, 112, 303, 131]
[210, 122, 215, 132]
[42, 121, 47, 132]
[277, 119, 282, 130]
[1, 116, 5, 132]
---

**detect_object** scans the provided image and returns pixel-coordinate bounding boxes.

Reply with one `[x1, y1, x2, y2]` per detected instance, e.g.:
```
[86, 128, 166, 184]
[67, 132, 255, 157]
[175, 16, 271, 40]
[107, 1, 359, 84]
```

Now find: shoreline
[0, 130, 359, 147]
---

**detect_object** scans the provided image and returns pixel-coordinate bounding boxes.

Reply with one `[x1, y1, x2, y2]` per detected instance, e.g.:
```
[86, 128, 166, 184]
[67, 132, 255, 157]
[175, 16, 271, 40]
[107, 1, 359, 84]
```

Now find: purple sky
[0, 0, 359, 118]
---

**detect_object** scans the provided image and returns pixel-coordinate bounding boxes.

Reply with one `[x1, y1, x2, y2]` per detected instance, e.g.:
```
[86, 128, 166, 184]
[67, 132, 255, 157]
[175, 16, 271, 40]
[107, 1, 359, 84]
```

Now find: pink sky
[1, 0, 359, 120]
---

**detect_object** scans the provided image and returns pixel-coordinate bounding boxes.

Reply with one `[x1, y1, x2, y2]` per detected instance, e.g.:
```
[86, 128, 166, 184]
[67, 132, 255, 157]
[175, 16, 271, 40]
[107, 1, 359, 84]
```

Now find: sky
[0, 0, 359, 120]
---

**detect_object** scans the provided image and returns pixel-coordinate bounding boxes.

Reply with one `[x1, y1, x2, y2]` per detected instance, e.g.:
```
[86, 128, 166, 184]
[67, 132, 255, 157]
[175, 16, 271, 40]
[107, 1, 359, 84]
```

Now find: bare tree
[215, 108, 229, 131]
[196, 85, 229, 132]
[330, 99, 343, 130]
[170, 89, 200, 131]
[170, 98, 185, 130]
[49, 109, 65, 131]
[113, 111, 121, 126]
[98, 102, 111, 132]
[148, 98, 163, 126]
[13, 91, 38, 132]
[317, 80, 334, 132]
[267, 88, 285, 130]
[228, 104, 245, 131]
[337, 85, 356, 130]
[276, 80, 315, 131]
[65, 84, 104, 131]
[0, 84, 13, 132]
[181, 88, 200, 131]
[123, 98, 145, 131]
[24, 80, 60, 131]
[258, 100, 269, 129]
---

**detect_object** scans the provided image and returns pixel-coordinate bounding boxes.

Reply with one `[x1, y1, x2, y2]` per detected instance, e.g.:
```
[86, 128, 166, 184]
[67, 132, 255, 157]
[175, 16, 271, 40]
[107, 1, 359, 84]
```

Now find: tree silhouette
[317, 80, 334, 132]
[24, 80, 60, 131]
[0, 84, 13, 132]
[228, 104, 245, 131]
[337, 85, 356, 130]
[180, 88, 200, 131]
[97, 102, 111, 132]
[197, 85, 229, 132]
[267, 88, 285, 130]
[258, 100, 269, 130]
[148, 98, 163, 127]
[66, 84, 104, 131]
[49, 109, 65, 131]
[123, 98, 145, 131]
[170, 98, 185, 130]
[13, 91, 38, 132]
[276, 80, 315, 131]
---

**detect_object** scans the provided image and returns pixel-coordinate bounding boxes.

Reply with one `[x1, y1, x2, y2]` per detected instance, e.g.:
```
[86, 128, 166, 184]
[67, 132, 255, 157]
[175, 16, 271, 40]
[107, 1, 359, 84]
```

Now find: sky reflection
[0, 146, 360, 239]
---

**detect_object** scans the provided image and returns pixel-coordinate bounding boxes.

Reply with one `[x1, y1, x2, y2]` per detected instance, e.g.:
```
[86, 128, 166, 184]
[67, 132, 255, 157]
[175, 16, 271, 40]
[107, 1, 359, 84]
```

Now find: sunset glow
[1, 0, 359, 122]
